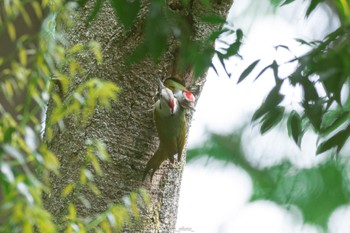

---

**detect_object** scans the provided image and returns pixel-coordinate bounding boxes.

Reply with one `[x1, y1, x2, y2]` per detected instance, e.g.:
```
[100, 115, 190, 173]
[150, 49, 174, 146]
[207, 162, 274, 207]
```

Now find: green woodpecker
[143, 79, 195, 181]
[164, 77, 196, 110]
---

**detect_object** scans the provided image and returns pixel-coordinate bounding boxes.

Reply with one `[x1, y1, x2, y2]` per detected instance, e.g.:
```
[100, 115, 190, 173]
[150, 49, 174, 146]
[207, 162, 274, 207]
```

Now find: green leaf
[78, 0, 89, 7]
[252, 86, 284, 121]
[254, 63, 272, 81]
[200, 15, 226, 25]
[252, 161, 350, 229]
[225, 41, 241, 58]
[237, 59, 260, 84]
[3, 127, 15, 143]
[87, 0, 104, 22]
[287, 111, 302, 146]
[303, 100, 323, 131]
[274, 44, 290, 52]
[143, 1, 169, 61]
[211, 62, 219, 77]
[89, 41, 103, 64]
[187, 131, 246, 164]
[192, 46, 213, 78]
[109, 0, 140, 28]
[295, 38, 313, 46]
[148, 32, 168, 61]
[320, 110, 350, 136]
[236, 29, 243, 41]
[217, 52, 231, 77]
[317, 124, 350, 154]
[306, 0, 323, 18]
[207, 28, 229, 42]
[260, 107, 284, 134]
[128, 43, 147, 63]
[280, 0, 295, 6]
[199, 0, 211, 6]
[302, 78, 319, 102]
[271, 60, 281, 84]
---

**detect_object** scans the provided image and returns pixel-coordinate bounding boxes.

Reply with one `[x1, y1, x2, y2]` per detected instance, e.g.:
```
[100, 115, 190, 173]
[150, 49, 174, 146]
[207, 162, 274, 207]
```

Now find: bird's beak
[181, 102, 195, 111]
[158, 78, 166, 90]
[188, 105, 196, 111]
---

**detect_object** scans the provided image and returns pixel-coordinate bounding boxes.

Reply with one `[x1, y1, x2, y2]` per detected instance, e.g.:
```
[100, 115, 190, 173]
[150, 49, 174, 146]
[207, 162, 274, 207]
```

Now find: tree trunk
[44, 0, 232, 232]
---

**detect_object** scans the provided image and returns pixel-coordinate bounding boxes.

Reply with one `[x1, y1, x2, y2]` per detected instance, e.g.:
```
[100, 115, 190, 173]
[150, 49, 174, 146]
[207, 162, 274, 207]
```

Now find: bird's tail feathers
[142, 148, 168, 182]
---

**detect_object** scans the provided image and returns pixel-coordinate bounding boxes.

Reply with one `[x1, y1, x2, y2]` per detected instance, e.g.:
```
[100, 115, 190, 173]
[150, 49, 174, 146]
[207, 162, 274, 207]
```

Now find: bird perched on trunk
[143, 78, 195, 181]
[164, 77, 196, 110]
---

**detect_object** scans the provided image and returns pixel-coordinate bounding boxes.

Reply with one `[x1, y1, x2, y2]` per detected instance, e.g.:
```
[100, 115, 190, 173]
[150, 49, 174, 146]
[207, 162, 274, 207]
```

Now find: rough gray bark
[44, 0, 232, 232]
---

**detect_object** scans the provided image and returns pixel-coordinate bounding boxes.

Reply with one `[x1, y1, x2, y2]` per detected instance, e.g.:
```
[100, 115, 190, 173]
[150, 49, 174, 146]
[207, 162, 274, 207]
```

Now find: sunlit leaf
[69, 60, 82, 77]
[31, 2, 43, 19]
[89, 41, 103, 64]
[19, 49, 27, 66]
[68, 204, 77, 220]
[130, 192, 140, 219]
[7, 22, 16, 41]
[23, 220, 33, 233]
[81, 169, 94, 184]
[87, 146, 102, 176]
[100, 220, 112, 233]
[62, 184, 75, 197]
[42, 0, 50, 8]
[88, 183, 101, 196]
[95, 141, 110, 161]
[68, 44, 84, 55]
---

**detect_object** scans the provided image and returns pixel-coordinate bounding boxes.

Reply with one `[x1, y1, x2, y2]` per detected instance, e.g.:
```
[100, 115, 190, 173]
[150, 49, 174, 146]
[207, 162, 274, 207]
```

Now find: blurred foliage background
[187, 129, 350, 230]
[0, 1, 147, 232]
[184, 0, 350, 231]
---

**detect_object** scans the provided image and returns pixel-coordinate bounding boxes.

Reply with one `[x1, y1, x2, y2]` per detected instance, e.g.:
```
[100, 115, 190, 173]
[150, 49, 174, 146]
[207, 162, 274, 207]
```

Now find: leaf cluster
[78, 0, 243, 78]
[0, 1, 145, 232]
[188, 130, 350, 229]
[237, 1, 350, 155]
